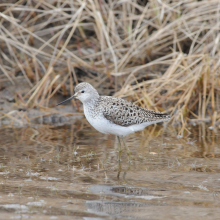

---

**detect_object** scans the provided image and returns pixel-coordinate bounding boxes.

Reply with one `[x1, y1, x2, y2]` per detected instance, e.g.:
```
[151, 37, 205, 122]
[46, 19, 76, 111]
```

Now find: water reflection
[0, 122, 220, 219]
[86, 200, 149, 218]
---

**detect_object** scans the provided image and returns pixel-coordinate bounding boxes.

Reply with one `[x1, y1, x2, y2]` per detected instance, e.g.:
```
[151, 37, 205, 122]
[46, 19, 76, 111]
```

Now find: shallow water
[0, 120, 220, 220]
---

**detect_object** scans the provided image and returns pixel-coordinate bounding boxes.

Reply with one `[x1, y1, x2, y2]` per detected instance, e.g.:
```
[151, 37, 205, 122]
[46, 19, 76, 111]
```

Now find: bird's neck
[83, 97, 99, 109]
[83, 97, 100, 119]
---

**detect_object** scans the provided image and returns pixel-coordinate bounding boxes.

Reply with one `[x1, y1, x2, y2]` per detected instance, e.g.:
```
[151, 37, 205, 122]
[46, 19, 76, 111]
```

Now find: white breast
[83, 104, 159, 136]
[84, 105, 144, 136]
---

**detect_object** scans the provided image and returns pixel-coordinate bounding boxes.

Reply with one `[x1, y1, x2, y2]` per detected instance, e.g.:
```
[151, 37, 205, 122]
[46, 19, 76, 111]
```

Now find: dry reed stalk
[26, 67, 53, 106]
[0, 0, 219, 128]
[0, 110, 23, 125]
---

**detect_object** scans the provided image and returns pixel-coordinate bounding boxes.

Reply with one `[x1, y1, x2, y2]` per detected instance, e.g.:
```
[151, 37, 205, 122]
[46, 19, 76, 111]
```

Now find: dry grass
[0, 0, 220, 127]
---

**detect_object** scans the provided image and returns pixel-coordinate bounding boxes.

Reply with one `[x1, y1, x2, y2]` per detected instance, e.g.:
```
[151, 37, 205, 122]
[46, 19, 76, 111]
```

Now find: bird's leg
[117, 136, 122, 151]
[117, 157, 122, 179]
[117, 136, 122, 161]
[121, 137, 131, 161]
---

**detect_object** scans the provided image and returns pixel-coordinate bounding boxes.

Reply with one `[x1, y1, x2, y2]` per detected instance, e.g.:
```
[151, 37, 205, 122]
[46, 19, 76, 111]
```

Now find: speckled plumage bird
[57, 82, 170, 153]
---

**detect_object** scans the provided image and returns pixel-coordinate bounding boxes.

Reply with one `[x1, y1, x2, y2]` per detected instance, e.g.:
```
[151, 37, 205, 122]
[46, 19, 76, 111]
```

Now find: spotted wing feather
[101, 96, 170, 127]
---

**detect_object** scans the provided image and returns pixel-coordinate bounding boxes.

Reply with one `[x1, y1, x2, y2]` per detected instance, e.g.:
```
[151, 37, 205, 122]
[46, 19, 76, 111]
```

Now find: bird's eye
[81, 90, 85, 93]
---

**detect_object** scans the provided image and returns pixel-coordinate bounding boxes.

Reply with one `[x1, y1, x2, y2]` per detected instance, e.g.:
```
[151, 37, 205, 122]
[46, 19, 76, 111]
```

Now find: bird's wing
[102, 96, 170, 127]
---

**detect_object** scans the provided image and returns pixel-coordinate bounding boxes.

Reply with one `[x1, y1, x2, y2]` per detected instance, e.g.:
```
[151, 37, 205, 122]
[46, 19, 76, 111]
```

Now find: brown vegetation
[0, 0, 220, 127]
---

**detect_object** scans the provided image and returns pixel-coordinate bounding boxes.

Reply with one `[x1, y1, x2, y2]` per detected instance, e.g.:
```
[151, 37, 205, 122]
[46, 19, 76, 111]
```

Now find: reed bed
[0, 0, 220, 128]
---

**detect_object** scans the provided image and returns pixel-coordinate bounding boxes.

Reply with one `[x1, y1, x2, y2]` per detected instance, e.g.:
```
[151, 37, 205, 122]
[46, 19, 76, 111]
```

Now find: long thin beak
[56, 94, 77, 106]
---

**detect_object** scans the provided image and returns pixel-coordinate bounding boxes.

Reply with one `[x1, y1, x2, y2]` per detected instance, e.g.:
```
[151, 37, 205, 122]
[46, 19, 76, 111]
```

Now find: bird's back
[97, 96, 170, 127]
